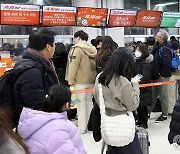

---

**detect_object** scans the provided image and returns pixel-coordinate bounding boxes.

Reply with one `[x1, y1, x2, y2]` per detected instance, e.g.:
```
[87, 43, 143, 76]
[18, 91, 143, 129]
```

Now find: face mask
[135, 51, 142, 58]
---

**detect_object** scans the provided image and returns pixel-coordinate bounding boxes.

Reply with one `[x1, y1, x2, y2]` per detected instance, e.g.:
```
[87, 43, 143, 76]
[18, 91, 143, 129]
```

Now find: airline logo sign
[135, 10, 162, 27]
[42, 6, 77, 26]
[43, 6, 76, 12]
[108, 10, 136, 27]
[160, 12, 180, 28]
[77, 8, 108, 27]
[1, 4, 40, 25]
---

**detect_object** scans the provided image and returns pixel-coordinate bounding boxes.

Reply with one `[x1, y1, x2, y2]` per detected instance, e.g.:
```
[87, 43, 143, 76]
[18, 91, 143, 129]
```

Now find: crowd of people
[0, 27, 180, 153]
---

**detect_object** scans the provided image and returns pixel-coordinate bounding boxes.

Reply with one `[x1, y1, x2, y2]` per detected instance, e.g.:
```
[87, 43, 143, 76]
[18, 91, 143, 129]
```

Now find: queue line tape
[71, 80, 176, 94]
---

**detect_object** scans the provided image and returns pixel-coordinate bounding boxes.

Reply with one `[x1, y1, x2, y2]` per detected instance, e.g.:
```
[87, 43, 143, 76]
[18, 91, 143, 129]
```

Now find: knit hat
[171, 41, 180, 50]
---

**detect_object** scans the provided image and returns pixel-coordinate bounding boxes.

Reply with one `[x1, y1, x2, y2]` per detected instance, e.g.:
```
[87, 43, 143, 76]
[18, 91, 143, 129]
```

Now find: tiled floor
[81, 112, 180, 154]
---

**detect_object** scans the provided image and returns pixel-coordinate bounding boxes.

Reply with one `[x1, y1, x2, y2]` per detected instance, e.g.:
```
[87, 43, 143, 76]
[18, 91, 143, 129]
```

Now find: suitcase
[136, 127, 150, 154]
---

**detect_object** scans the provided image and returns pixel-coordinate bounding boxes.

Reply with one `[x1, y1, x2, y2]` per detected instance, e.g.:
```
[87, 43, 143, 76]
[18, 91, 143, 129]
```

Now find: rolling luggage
[136, 127, 150, 154]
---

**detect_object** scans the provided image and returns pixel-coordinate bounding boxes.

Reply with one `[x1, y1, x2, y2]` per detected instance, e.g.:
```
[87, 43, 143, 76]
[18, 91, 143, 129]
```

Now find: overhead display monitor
[108, 9, 137, 27]
[135, 10, 162, 27]
[42, 6, 76, 26]
[77, 7, 108, 27]
[160, 12, 180, 28]
[1, 4, 40, 26]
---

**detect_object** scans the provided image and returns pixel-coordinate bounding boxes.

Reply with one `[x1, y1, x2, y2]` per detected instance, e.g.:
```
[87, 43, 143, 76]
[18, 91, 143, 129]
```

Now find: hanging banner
[1, 4, 40, 25]
[108, 10, 137, 27]
[42, 6, 76, 26]
[135, 10, 162, 27]
[77, 7, 108, 27]
[160, 12, 180, 28]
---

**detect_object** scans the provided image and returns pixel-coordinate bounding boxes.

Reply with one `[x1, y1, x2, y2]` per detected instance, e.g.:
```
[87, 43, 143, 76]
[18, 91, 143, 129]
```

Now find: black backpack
[0, 59, 45, 128]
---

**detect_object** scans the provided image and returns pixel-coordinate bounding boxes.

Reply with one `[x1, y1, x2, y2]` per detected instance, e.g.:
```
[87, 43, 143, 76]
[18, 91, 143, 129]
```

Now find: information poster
[77, 8, 108, 27]
[42, 6, 76, 26]
[1, 4, 40, 25]
[160, 12, 180, 28]
[108, 10, 136, 27]
[135, 10, 162, 27]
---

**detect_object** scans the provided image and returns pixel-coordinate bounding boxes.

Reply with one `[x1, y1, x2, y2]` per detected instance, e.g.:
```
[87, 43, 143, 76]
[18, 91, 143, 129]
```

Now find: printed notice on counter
[77, 8, 108, 27]
[135, 10, 162, 27]
[1, 4, 40, 25]
[108, 9, 137, 27]
[160, 12, 180, 28]
[42, 6, 76, 26]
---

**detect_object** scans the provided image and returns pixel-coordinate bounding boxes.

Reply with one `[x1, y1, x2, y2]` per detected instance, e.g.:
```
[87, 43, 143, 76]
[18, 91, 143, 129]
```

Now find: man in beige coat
[66, 30, 97, 133]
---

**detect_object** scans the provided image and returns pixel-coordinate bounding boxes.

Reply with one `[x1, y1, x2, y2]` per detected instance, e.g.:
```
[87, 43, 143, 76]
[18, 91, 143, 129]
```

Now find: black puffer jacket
[168, 97, 180, 144]
[135, 57, 152, 106]
[151, 41, 172, 80]
[52, 53, 68, 86]
[12, 50, 59, 125]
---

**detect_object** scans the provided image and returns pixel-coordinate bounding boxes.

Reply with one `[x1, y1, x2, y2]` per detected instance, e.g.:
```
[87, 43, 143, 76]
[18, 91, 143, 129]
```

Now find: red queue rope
[71, 80, 176, 94]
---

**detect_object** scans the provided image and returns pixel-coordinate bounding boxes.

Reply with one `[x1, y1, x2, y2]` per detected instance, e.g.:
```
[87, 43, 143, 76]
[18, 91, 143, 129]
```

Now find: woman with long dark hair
[95, 36, 118, 74]
[93, 47, 142, 154]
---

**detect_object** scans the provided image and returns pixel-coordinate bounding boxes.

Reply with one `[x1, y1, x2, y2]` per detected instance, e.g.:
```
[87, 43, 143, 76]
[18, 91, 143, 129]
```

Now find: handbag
[98, 83, 135, 147]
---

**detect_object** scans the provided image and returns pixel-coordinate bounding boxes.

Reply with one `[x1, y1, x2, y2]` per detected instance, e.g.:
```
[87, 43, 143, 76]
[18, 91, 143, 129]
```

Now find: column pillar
[106, 0, 124, 47]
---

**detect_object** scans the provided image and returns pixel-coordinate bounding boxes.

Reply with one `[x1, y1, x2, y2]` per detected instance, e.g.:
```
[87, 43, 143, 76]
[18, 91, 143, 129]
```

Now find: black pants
[137, 106, 148, 124]
[107, 133, 143, 154]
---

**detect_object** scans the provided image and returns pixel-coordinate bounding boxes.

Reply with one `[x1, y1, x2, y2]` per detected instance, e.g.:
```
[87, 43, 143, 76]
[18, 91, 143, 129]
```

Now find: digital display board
[42, 6, 76, 26]
[135, 10, 162, 27]
[108, 9, 136, 27]
[1, 4, 40, 25]
[77, 7, 108, 27]
[160, 12, 180, 28]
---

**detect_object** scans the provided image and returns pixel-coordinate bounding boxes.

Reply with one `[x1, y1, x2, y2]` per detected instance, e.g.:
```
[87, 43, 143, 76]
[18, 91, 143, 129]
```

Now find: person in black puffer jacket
[52, 43, 69, 87]
[12, 28, 59, 126]
[134, 44, 152, 129]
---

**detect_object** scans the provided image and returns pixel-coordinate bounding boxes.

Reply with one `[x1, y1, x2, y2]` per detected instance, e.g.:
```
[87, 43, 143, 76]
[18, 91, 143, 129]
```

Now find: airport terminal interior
[1, 0, 180, 154]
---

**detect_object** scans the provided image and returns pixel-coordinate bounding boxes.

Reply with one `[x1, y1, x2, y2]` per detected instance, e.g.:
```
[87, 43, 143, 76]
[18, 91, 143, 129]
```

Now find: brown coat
[65, 42, 97, 85]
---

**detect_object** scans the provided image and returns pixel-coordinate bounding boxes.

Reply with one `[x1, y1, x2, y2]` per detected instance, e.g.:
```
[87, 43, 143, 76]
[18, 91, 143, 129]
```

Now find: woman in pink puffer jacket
[18, 84, 85, 154]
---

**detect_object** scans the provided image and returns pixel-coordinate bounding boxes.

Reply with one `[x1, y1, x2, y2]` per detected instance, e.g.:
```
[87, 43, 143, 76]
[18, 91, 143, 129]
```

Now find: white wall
[106, 0, 124, 47]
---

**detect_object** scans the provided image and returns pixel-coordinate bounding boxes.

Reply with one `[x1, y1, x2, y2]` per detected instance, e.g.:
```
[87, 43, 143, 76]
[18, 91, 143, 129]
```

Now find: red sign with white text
[77, 8, 108, 27]
[135, 10, 162, 27]
[1, 4, 40, 25]
[108, 10, 137, 27]
[42, 6, 76, 26]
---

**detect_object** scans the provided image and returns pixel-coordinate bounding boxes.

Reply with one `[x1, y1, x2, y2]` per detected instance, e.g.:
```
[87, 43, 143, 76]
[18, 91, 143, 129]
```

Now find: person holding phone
[134, 44, 153, 129]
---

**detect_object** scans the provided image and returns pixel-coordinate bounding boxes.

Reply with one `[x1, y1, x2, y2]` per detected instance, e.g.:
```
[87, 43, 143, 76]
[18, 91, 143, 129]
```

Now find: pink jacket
[18, 108, 85, 154]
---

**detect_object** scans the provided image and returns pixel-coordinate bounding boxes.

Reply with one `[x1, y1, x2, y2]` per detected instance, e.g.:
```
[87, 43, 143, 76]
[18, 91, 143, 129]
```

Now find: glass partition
[150, 0, 179, 35]
[124, 0, 147, 35]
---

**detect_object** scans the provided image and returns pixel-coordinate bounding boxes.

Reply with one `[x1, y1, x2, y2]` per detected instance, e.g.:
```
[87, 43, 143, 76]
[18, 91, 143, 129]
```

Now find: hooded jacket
[66, 42, 97, 85]
[18, 108, 85, 154]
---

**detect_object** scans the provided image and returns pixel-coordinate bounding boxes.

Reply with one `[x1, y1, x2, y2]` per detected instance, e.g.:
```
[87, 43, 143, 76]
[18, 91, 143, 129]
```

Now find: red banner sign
[42, 6, 76, 26]
[135, 10, 162, 27]
[77, 8, 108, 27]
[108, 10, 137, 27]
[1, 4, 40, 25]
